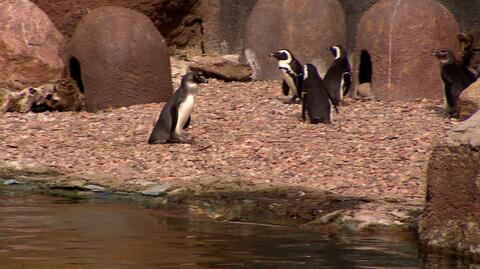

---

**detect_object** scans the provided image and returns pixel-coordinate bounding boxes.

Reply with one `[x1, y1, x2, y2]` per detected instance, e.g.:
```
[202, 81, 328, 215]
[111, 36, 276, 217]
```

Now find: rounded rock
[243, 0, 346, 80]
[0, 0, 65, 91]
[65, 6, 172, 112]
[353, 0, 460, 101]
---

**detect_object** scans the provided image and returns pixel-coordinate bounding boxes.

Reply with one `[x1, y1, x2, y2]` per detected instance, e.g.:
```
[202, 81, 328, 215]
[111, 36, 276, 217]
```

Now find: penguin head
[182, 72, 207, 85]
[270, 49, 293, 62]
[328, 45, 345, 60]
[303, 63, 321, 82]
[304, 63, 318, 76]
[432, 50, 456, 64]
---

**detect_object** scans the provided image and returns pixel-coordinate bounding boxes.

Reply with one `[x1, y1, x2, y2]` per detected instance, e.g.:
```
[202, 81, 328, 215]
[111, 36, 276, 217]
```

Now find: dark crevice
[186, 18, 205, 54]
[151, 0, 201, 49]
[359, 50, 372, 84]
[69, 57, 84, 94]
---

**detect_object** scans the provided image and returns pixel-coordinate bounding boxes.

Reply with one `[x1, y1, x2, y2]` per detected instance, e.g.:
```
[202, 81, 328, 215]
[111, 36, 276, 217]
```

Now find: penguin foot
[283, 97, 300, 104]
[168, 134, 191, 144]
[148, 138, 168, 144]
[446, 112, 460, 119]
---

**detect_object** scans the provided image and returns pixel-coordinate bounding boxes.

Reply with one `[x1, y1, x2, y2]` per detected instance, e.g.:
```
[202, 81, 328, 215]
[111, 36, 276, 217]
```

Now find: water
[0, 188, 476, 269]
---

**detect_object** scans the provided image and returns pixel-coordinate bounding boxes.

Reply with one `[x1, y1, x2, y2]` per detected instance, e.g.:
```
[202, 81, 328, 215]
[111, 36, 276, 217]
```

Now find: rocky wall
[31, 0, 202, 52]
[31, 0, 257, 55]
[419, 110, 480, 260]
[197, 0, 257, 55]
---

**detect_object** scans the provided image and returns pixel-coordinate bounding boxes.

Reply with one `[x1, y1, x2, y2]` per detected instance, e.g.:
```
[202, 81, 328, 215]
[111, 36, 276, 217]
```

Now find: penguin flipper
[301, 97, 307, 122]
[282, 80, 290, 96]
[442, 79, 457, 117]
[183, 116, 191, 129]
[295, 73, 304, 99]
[323, 85, 340, 113]
[170, 102, 180, 136]
[342, 72, 352, 96]
[148, 107, 172, 144]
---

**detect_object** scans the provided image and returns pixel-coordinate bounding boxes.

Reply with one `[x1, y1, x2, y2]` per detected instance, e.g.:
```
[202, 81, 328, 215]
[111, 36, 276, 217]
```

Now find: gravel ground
[0, 80, 457, 206]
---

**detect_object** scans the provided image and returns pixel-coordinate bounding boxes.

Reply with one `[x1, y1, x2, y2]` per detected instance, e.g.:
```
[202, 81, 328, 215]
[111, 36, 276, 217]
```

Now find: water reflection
[0, 189, 477, 269]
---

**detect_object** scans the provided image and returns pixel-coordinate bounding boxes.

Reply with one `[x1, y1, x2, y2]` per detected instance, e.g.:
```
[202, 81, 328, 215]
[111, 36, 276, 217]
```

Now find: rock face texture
[197, 0, 257, 54]
[31, 0, 201, 50]
[419, 111, 480, 260]
[32, 0, 257, 55]
[353, 0, 460, 101]
[64, 6, 172, 112]
[0, 0, 65, 91]
[243, 0, 346, 80]
[459, 80, 480, 120]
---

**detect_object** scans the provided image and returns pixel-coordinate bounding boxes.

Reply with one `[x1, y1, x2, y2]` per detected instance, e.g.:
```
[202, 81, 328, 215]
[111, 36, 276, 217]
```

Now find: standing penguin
[270, 49, 304, 103]
[432, 50, 474, 118]
[302, 64, 337, 124]
[323, 45, 352, 105]
[148, 72, 207, 144]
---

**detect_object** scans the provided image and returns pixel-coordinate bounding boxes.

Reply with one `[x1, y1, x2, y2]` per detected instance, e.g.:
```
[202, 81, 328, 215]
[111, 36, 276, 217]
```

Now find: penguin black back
[148, 72, 206, 144]
[458, 30, 480, 81]
[323, 45, 352, 105]
[302, 64, 335, 124]
[270, 49, 304, 103]
[432, 50, 474, 118]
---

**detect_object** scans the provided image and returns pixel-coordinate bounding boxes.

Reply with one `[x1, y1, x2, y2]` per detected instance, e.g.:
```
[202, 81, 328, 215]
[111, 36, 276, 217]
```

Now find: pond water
[0, 188, 476, 269]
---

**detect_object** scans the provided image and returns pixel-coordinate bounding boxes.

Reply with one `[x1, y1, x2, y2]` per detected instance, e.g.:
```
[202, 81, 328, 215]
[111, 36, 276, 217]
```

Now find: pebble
[0, 81, 454, 203]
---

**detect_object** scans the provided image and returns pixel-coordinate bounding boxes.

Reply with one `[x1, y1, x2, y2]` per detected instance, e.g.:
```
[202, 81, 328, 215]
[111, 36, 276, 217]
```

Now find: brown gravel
[0, 80, 456, 205]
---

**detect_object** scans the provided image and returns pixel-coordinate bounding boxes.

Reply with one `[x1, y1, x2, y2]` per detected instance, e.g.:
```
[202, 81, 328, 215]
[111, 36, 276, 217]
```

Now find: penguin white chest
[175, 94, 195, 134]
[340, 75, 346, 100]
[281, 71, 297, 96]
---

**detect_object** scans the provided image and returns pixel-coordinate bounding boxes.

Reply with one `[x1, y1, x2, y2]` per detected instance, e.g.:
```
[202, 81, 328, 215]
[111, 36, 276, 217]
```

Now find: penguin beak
[431, 51, 448, 60]
[270, 52, 279, 59]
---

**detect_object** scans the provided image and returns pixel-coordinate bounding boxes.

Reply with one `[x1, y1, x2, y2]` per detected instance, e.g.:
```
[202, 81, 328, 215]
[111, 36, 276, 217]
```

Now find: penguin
[323, 45, 352, 105]
[148, 72, 207, 144]
[270, 49, 304, 103]
[457, 30, 480, 81]
[432, 50, 475, 118]
[301, 63, 337, 124]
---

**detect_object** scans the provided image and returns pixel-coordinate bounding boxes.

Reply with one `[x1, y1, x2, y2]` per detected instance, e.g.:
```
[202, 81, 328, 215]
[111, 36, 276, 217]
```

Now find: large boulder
[65, 6, 172, 112]
[0, 0, 64, 91]
[419, 111, 480, 260]
[353, 0, 460, 101]
[459, 80, 480, 120]
[243, 0, 346, 80]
